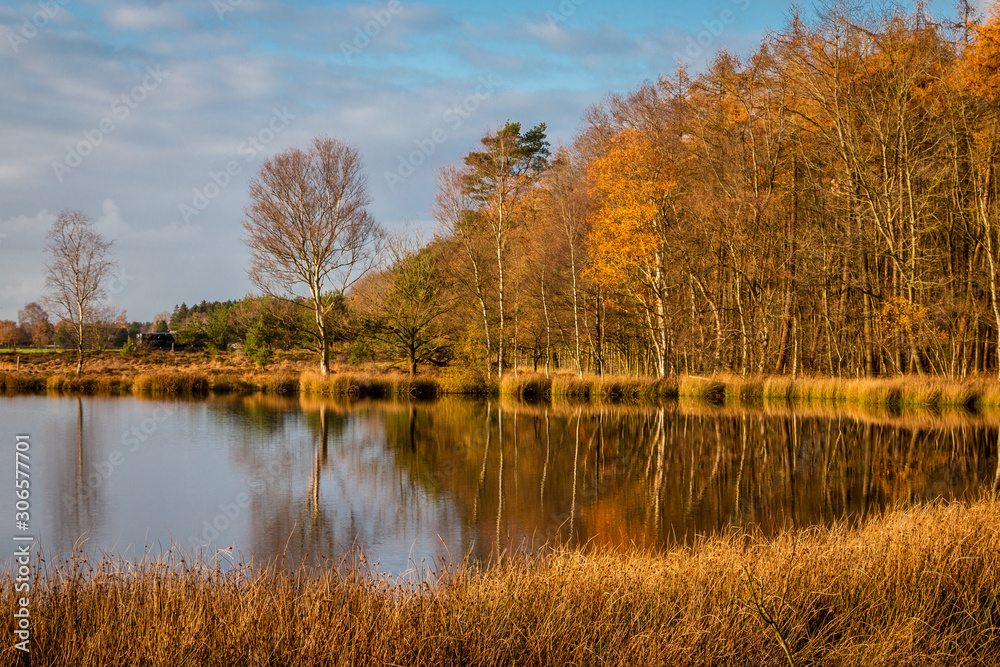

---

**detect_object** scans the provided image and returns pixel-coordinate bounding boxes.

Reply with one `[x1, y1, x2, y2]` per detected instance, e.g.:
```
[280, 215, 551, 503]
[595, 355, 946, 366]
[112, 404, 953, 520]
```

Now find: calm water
[1, 395, 998, 572]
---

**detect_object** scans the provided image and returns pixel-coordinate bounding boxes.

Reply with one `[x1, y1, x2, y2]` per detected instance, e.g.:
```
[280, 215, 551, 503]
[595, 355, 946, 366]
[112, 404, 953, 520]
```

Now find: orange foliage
[585, 129, 675, 290]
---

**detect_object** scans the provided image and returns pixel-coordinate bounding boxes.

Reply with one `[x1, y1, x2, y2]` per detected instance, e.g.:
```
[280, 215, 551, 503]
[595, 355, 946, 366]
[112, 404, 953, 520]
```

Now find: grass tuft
[132, 372, 210, 395]
[499, 373, 552, 400]
[679, 375, 726, 403]
[299, 371, 441, 399]
[0, 372, 46, 393]
[551, 375, 592, 400]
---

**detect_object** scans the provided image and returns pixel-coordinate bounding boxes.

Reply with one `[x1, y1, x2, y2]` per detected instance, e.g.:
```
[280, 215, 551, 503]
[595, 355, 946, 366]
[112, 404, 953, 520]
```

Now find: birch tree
[43, 209, 116, 375]
[243, 136, 383, 375]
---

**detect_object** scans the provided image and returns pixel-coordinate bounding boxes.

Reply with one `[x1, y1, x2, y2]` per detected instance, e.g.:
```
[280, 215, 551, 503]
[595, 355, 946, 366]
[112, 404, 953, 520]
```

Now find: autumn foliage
[428, 4, 1000, 379]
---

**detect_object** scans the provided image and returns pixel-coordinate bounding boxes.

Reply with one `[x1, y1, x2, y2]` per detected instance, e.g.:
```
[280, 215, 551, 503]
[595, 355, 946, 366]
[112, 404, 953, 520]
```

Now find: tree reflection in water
[221, 398, 1000, 564]
[39, 395, 1000, 569]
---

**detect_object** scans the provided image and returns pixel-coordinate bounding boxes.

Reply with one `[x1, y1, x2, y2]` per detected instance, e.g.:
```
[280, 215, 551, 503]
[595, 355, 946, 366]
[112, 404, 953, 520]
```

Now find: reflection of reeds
[6, 498, 999, 665]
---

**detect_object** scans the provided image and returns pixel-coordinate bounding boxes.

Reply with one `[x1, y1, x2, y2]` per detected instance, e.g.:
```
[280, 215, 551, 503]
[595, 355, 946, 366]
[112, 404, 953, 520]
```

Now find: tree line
[24, 3, 1000, 379]
[424, 3, 1000, 380]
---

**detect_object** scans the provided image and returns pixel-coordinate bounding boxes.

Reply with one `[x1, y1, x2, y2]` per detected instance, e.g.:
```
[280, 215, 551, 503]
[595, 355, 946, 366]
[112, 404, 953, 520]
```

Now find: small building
[135, 332, 180, 351]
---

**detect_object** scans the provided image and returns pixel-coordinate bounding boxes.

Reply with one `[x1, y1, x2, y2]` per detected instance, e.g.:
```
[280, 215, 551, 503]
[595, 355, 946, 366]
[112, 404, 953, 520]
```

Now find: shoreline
[2, 354, 1000, 412]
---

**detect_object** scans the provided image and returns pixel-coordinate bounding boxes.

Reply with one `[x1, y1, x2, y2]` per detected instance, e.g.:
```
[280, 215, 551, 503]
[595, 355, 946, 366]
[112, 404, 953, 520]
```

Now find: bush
[244, 323, 274, 369]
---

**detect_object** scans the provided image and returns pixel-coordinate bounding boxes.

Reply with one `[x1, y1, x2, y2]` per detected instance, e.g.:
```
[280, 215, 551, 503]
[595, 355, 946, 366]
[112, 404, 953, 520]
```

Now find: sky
[0, 0, 974, 323]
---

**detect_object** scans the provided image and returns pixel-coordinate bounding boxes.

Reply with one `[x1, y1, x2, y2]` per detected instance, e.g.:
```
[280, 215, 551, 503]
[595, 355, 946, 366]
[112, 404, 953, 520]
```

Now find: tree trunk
[541, 273, 552, 378]
[76, 301, 84, 375]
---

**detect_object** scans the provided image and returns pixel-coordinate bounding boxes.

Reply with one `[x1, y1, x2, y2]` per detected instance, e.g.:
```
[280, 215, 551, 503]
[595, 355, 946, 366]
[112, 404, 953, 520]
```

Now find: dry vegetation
[3, 351, 1000, 411]
[4, 498, 999, 666]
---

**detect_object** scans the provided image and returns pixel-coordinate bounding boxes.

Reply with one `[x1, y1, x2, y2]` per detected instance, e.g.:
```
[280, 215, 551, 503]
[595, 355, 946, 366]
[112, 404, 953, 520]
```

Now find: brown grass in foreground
[4, 498, 1000, 666]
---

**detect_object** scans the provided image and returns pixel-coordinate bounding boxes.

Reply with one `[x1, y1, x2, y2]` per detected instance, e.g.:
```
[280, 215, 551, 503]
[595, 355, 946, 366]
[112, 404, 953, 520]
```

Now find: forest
[10, 4, 1000, 381]
[415, 3, 1000, 381]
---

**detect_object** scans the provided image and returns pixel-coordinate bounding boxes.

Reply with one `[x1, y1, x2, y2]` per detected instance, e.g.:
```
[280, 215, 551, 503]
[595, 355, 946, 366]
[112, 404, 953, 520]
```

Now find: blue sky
[0, 0, 970, 322]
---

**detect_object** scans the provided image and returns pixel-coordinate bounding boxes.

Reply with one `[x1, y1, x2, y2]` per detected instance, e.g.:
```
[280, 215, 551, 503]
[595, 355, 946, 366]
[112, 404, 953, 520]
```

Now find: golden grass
[499, 372, 552, 400]
[299, 371, 439, 399]
[551, 374, 593, 400]
[593, 375, 679, 402]
[0, 371, 45, 393]
[256, 372, 299, 395]
[695, 374, 1000, 413]
[679, 375, 727, 403]
[2, 352, 999, 414]
[44, 373, 131, 395]
[5, 498, 1000, 665]
[436, 368, 493, 395]
[131, 372, 211, 395]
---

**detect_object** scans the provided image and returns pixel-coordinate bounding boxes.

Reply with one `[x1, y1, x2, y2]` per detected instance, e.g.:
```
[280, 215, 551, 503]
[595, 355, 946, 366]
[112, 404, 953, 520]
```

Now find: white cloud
[104, 6, 190, 32]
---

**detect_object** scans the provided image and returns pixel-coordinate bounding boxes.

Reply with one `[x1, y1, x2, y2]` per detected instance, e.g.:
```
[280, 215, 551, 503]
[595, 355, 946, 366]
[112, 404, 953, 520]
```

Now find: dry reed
[131, 372, 211, 395]
[300, 371, 439, 399]
[4, 498, 1000, 665]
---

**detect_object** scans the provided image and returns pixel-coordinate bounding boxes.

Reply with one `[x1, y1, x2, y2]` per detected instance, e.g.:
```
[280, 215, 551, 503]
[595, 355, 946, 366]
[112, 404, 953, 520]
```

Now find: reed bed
[44, 373, 131, 395]
[2, 360, 999, 414]
[256, 372, 299, 396]
[679, 375, 727, 403]
[550, 374, 593, 400]
[677, 373, 998, 413]
[205, 374, 258, 395]
[300, 371, 439, 399]
[437, 369, 493, 396]
[489, 372, 679, 403]
[4, 498, 1000, 666]
[131, 372, 211, 395]
[593, 375, 679, 401]
[499, 373, 552, 400]
[0, 371, 45, 393]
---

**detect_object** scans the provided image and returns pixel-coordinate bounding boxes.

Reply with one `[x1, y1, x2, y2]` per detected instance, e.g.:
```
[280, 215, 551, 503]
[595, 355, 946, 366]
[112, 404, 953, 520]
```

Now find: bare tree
[44, 209, 116, 374]
[243, 135, 383, 375]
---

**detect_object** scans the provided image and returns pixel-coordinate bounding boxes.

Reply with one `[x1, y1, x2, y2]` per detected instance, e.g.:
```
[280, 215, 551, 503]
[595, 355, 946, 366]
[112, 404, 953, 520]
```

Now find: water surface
[2, 395, 997, 572]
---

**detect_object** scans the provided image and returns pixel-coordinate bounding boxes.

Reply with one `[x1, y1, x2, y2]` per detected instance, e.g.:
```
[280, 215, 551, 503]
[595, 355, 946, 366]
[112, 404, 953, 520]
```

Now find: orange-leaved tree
[586, 128, 679, 377]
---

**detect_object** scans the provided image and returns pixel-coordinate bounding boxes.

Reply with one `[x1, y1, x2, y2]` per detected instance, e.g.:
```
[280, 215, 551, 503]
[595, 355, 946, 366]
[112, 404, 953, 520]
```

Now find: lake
[2, 394, 998, 572]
